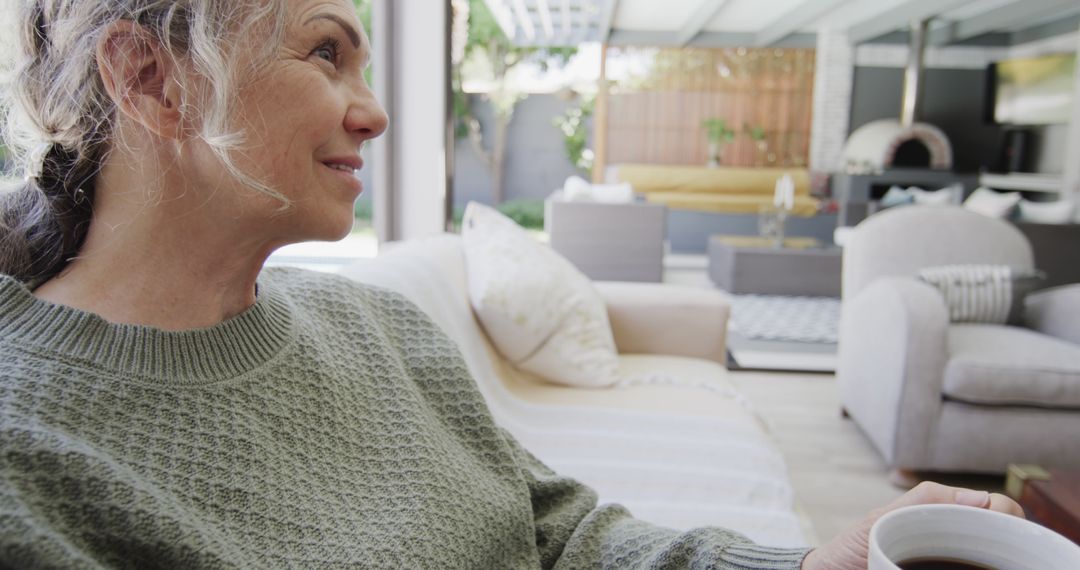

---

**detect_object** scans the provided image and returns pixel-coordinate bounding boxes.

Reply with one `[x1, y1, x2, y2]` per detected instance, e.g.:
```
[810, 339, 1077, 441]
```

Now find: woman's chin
[287, 213, 355, 244]
[319, 216, 355, 242]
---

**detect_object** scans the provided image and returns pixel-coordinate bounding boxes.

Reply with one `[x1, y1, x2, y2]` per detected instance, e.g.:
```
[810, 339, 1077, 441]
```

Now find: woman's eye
[312, 40, 339, 64]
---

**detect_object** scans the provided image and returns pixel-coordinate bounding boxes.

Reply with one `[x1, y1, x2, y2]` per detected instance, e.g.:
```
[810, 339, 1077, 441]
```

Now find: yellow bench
[609, 164, 820, 217]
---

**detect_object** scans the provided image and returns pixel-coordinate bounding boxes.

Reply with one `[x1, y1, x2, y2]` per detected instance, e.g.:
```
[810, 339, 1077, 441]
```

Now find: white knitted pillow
[918, 264, 1044, 325]
[919, 264, 1013, 324]
[461, 202, 621, 388]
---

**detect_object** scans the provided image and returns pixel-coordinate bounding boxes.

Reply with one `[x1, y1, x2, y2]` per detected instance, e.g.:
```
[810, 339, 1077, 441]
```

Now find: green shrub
[367, 200, 545, 231]
[496, 199, 544, 229]
[354, 198, 373, 221]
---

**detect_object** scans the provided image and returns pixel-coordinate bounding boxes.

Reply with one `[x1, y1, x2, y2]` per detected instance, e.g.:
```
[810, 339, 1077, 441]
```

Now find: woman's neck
[33, 156, 280, 331]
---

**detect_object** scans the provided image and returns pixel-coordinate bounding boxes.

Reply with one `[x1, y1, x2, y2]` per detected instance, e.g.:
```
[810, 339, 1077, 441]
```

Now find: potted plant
[701, 118, 734, 167]
[744, 124, 767, 166]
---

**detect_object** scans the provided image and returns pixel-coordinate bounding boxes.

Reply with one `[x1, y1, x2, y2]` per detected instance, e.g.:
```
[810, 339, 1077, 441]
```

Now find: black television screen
[992, 53, 1076, 125]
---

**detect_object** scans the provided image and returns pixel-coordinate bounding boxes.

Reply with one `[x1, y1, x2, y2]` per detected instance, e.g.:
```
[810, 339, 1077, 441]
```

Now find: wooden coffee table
[1005, 464, 1080, 544]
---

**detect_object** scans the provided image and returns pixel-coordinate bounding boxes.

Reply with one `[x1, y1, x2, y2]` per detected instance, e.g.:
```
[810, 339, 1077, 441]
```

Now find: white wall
[1006, 27, 1080, 216]
[809, 29, 853, 173]
[371, 0, 448, 243]
[1064, 26, 1080, 219]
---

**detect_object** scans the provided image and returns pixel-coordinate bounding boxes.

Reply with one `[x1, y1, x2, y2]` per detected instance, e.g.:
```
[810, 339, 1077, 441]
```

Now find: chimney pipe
[900, 19, 929, 128]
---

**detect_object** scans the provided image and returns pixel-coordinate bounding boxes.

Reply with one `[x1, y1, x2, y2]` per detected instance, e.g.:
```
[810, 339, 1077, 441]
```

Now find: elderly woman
[0, 1, 1020, 568]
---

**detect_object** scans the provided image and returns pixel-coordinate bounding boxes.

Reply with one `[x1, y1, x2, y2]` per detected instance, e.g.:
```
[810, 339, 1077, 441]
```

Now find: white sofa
[339, 234, 808, 548]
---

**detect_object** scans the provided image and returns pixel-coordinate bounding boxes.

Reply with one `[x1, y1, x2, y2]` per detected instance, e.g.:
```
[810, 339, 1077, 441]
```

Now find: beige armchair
[837, 206, 1080, 484]
[544, 191, 666, 282]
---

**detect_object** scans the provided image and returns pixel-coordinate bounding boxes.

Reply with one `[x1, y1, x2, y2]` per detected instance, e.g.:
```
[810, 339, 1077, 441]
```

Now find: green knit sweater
[0, 268, 809, 569]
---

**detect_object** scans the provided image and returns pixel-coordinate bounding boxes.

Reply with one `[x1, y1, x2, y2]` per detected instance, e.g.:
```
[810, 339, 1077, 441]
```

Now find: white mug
[868, 504, 1080, 570]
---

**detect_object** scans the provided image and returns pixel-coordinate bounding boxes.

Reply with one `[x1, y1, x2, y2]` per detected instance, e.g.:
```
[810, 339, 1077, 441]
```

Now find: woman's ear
[96, 20, 184, 140]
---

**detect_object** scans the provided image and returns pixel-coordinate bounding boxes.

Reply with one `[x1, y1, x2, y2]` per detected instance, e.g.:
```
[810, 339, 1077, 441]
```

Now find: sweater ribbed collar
[0, 272, 294, 384]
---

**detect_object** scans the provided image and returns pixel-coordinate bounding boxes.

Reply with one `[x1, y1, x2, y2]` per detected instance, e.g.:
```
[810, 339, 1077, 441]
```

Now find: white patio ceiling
[482, 0, 1080, 47]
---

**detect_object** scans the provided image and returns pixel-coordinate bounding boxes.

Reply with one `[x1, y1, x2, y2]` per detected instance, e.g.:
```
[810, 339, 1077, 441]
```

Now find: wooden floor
[665, 258, 1007, 546]
[727, 370, 1006, 546]
[726, 371, 900, 544]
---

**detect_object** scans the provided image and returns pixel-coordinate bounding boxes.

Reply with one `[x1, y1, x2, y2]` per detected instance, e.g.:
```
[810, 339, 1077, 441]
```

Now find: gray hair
[0, 0, 288, 283]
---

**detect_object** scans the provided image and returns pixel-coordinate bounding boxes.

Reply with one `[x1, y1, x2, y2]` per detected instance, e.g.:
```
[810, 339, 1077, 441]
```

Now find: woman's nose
[345, 90, 389, 141]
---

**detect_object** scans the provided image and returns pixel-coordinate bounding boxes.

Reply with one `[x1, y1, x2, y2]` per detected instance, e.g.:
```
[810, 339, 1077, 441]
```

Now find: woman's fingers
[988, 493, 1025, 518]
[887, 481, 987, 510]
[885, 482, 1023, 519]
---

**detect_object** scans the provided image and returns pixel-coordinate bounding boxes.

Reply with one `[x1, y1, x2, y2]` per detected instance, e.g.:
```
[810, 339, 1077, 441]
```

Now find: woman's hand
[800, 481, 1025, 570]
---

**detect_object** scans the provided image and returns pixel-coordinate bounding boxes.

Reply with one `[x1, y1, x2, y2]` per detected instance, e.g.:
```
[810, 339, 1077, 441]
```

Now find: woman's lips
[321, 160, 363, 194]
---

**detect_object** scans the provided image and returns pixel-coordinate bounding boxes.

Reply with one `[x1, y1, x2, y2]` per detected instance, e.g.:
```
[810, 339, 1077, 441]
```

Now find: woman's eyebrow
[304, 13, 361, 49]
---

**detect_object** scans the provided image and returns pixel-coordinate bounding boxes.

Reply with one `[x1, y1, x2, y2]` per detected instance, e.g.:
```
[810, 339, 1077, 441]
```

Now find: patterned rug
[730, 295, 841, 344]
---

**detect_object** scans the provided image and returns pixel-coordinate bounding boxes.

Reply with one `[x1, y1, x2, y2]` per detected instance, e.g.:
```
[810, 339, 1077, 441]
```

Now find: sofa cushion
[944, 324, 1080, 408]
[1018, 199, 1076, 224]
[963, 187, 1021, 218]
[612, 164, 811, 196]
[498, 354, 805, 540]
[880, 186, 915, 208]
[910, 183, 963, 206]
[643, 192, 819, 217]
[503, 354, 750, 417]
[461, 202, 621, 388]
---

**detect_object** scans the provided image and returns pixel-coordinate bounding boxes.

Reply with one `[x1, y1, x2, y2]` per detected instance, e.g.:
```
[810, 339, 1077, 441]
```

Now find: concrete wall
[452, 94, 587, 210]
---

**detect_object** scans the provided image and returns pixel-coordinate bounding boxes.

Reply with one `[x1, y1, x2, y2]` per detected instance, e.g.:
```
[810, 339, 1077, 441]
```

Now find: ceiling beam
[675, 0, 729, 46]
[755, 0, 854, 47]
[598, 0, 621, 43]
[482, 0, 517, 40]
[846, 0, 973, 45]
[607, 30, 816, 48]
[509, 0, 536, 41]
[559, 0, 572, 38]
[536, 0, 555, 40]
[928, 0, 1079, 46]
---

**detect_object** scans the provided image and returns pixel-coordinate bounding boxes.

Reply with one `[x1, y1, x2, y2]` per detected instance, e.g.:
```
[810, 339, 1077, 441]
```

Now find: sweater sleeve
[497, 428, 811, 570]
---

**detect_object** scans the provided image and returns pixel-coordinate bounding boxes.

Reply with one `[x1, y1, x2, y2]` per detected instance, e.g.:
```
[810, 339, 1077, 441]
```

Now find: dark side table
[1006, 464, 1080, 545]
[707, 235, 843, 297]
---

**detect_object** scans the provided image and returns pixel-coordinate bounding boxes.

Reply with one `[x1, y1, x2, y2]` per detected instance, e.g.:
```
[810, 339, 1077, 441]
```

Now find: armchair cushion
[1025, 284, 1080, 345]
[944, 324, 1080, 409]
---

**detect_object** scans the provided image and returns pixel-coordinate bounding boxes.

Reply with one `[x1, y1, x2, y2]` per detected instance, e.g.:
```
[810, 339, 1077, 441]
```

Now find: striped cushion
[918, 265, 1016, 324]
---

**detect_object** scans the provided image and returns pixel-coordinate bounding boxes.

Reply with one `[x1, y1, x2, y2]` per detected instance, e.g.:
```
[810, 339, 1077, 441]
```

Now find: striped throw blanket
[918, 264, 1013, 324]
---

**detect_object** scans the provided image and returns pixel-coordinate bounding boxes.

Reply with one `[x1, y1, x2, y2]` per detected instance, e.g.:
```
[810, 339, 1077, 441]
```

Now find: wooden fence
[603, 47, 816, 169]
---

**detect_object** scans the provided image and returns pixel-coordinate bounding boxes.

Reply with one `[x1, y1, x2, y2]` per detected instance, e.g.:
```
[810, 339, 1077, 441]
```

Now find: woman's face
[217, 0, 387, 244]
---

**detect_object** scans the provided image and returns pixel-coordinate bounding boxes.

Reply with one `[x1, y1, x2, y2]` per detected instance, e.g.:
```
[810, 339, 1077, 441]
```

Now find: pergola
[483, 0, 1080, 48]
[483, 0, 1080, 196]
[367, 1, 1080, 243]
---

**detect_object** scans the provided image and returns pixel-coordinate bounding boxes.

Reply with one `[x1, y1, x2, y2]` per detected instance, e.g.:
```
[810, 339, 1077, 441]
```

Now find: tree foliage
[553, 97, 594, 176]
[455, 0, 579, 203]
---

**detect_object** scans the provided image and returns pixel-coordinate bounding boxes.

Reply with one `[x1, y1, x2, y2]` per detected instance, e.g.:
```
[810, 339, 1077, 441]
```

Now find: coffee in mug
[868, 504, 1080, 570]
[897, 559, 997, 570]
